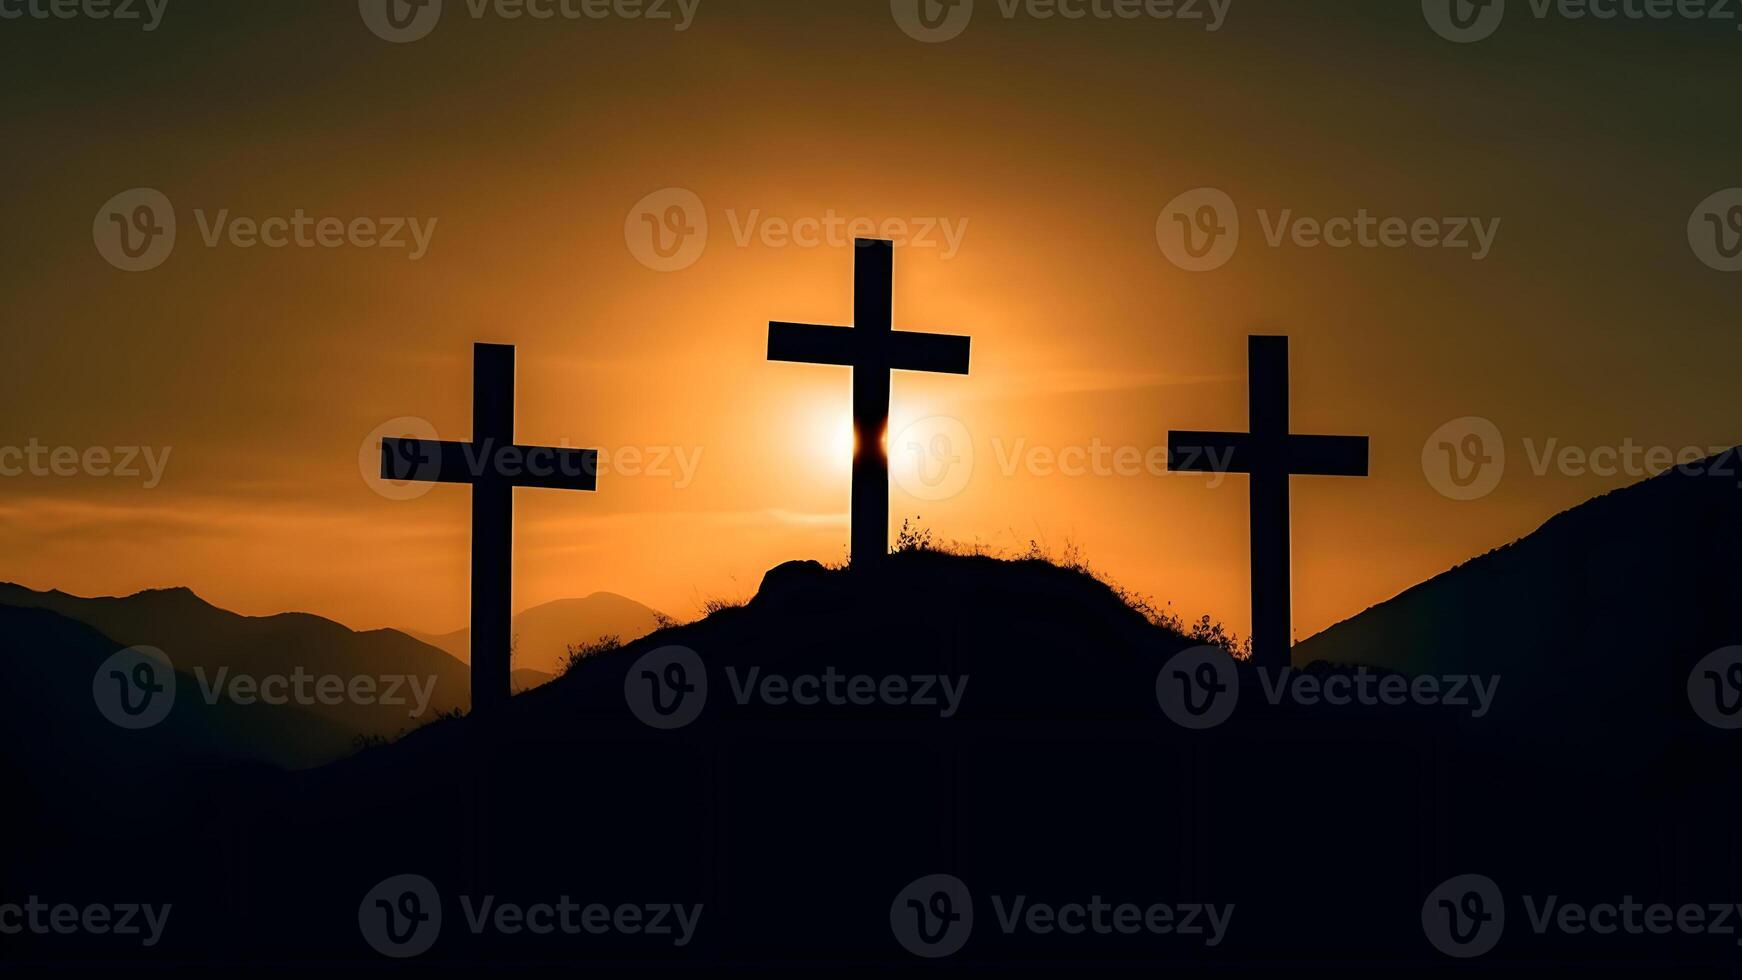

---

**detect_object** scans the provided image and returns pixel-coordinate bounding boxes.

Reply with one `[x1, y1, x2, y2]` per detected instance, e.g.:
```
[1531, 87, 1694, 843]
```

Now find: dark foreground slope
[1296, 449, 1742, 754]
[6, 551, 1740, 973]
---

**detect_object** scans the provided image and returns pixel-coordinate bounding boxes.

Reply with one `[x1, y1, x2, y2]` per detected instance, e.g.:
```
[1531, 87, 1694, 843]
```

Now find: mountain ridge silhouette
[1295, 445, 1742, 752]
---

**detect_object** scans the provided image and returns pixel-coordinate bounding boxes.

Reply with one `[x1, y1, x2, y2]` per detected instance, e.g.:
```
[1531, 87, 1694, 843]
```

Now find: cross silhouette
[1168, 335, 1369, 670]
[768, 239, 971, 566]
[381, 342, 599, 714]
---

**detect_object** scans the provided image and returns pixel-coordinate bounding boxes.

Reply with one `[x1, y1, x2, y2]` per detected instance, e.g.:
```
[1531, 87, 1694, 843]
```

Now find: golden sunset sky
[1, 0, 1737, 643]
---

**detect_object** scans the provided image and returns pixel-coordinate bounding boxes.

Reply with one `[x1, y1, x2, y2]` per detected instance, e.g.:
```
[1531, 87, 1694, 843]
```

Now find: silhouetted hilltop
[409, 591, 667, 677]
[0, 582, 471, 755]
[9, 546, 1739, 968]
[1295, 448, 1742, 749]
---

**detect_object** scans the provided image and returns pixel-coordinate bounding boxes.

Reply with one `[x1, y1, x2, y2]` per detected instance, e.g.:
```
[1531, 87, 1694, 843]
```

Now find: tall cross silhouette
[768, 239, 971, 566]
[381, 342, 599, 714]
[1168, 336, 1369, 670]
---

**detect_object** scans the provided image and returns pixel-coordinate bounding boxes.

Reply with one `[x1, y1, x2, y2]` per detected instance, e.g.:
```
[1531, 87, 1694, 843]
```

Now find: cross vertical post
[768, 239, 972, 567]
[471, 344, 515, 715]
[380, 342, 600, 714]
[1248, 336, 1291, 677]
[852, 241, 894, 569]
[1168, 335, 1370, 670]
